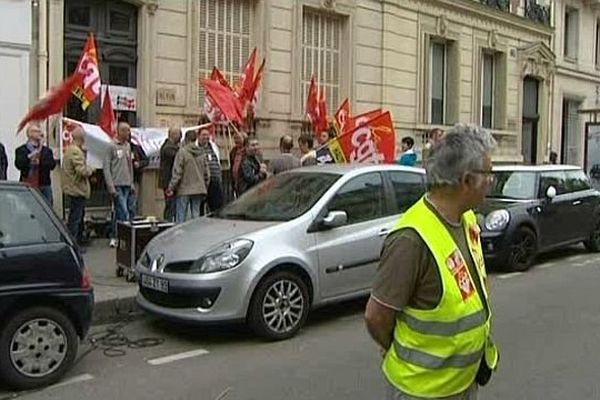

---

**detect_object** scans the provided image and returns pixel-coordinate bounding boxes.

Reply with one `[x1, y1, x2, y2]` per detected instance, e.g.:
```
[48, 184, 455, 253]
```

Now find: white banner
[60, 119, 211, 169]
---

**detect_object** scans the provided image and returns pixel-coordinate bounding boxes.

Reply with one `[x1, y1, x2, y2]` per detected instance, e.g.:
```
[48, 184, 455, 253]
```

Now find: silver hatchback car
[136, 164, 426, 339]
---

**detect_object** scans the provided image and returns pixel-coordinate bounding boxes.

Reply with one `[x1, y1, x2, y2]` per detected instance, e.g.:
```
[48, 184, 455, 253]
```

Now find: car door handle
[378, 229, 390, 237]
[572, 200, 582, 206]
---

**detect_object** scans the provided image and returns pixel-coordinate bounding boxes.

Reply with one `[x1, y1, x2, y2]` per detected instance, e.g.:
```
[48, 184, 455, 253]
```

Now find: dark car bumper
[481, 230, 510, 267]
[56, 289, 94, 338]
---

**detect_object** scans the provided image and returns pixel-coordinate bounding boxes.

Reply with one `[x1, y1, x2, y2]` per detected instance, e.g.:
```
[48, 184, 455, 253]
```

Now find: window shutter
[198, 0, 252, 104]
[302, 9, 342, 116]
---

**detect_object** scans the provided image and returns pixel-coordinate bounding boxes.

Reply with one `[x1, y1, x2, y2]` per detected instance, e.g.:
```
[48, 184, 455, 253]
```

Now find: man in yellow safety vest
[365, 123, 499, 400]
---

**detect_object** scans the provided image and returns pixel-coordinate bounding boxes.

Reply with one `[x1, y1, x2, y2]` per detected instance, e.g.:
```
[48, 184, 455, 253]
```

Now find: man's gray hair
[426, 123, 496, 188]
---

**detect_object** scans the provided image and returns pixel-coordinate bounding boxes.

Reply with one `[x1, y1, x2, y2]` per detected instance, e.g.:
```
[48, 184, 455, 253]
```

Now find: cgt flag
[316, 111, 396, 164]
[202, 79, 245, 125]
[334, 98, 351, 135]
[73, 33, 101, 110]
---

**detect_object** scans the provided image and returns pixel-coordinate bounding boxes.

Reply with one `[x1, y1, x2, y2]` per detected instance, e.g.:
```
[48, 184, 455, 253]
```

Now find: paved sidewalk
[83, 239, 140, 324]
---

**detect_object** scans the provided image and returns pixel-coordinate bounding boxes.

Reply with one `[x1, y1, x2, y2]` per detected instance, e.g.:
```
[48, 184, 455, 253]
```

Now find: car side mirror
[545, 186, 557, 200]
[321, 211, 348, 229]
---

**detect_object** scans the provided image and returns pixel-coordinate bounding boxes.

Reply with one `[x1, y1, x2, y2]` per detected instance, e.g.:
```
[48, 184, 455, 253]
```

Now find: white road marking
[497, 272, 524, 280]
[538, 263, 558, 270]
[147, 349, 209, 366]
[48, 373, 94, 389]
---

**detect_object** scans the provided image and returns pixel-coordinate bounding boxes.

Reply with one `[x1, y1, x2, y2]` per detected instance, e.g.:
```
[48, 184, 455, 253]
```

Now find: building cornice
[384, 0, 553, 38]
[555, 65, 600, 83]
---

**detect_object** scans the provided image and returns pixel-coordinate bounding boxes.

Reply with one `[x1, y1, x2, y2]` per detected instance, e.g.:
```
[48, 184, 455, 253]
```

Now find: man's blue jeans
[176, 194, 205, 224]
[111, 186, 135, 239]
[39, 185, 53, 207]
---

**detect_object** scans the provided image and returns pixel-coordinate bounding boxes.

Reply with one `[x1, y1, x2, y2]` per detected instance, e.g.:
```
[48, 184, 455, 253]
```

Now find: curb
[92, 291, 142, 325]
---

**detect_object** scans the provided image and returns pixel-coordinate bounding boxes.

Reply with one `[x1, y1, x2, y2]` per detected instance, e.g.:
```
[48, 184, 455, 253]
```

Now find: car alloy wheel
[9, 318, 68, 378]
[262, 280, 304, 334]
[508, 227, 537, 272]
[0, 307, 78, 390]
[248, 271, 310, 341]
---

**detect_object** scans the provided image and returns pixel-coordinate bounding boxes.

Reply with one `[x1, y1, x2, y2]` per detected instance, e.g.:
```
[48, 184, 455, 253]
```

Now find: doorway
[522, 77, 539, 164]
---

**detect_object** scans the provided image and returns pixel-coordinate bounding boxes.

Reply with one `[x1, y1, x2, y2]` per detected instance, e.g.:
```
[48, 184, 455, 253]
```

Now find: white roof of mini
[492, 164, 581, 172]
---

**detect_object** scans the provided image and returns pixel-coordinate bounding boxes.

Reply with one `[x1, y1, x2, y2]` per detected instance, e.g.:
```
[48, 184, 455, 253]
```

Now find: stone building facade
[20, 0, 556, 216]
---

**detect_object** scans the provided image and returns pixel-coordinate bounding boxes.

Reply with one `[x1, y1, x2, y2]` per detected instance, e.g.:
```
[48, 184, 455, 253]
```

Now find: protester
[0, 141, 7, 180]
[62, 127, 95, 249]
[130, 136, 149, 216]
[422, 127, 443, 164]
[167, 130, 210, 224]
[103, 121, 135, 248]
[549, 151, 558, 165]
[365, 124, 499, 400]
[238, 137, 267, 194]
[15, 123, 57, 205]
[298, 134, 317, 167]
[317, 130, 330, 147]
[396, 136, 417, 166]
[197, 121, 224, 214]
[269, 135, 301, 175]
[229, 130, 246, 197]
[159, 127, 182, 221]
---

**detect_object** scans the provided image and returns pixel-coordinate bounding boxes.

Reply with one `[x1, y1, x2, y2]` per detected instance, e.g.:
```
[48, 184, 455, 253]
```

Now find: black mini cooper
[478, 165, 600, 272]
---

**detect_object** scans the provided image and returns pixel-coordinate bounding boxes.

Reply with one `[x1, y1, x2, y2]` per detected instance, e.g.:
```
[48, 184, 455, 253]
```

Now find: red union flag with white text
[73, 33, 101, 110]
[335, 111, 396, 164]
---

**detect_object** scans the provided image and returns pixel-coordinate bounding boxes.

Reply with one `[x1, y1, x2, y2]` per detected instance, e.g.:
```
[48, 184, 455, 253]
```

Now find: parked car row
[135, 164, 600, 340]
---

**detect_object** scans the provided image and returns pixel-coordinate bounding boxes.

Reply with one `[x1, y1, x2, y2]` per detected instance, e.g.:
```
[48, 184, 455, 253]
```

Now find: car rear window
[0, 189, 61, 248]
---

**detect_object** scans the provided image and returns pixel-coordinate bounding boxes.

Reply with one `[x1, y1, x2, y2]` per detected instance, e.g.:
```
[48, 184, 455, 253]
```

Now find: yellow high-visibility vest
[382, 197, 499, 398]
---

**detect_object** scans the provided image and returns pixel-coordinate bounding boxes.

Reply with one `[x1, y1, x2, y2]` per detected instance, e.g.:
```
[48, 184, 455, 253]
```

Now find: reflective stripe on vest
[382, 197, 498, 398]
[397, 309, 487, 337]
[394, 341, 484, 370]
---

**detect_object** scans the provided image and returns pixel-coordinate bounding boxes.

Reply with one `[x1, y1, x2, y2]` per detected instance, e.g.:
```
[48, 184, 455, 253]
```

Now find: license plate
[141, 274, 169, 293]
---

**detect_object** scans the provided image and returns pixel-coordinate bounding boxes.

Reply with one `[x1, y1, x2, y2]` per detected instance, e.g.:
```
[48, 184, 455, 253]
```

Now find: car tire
[507, 227, 537, 272]
[248, 271, 310, 341]
[584, 219, 600, 252]
[0, 307, 78, 390]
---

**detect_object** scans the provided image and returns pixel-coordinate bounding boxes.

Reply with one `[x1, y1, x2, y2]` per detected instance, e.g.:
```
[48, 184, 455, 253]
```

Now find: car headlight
[484, 210, 510, 231]
[191, 239, 254, 273]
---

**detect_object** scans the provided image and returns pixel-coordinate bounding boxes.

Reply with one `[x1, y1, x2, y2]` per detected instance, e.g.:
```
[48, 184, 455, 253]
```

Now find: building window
[596, 19, 600, 68]
[561, 99, 582, 165]
[564, 8, 579, 61]
[302, 9, 343, 115]
[430, 41, 447, 125]
[481, 53, 495, 129]
[198, 0, 252, 103]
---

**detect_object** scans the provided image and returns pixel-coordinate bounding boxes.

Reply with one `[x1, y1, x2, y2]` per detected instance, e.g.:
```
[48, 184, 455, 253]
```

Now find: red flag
[99, 86, 117, 138]
[344, 109, 384, 133]
[203, 68, 231, 124]
[316, 89, 329, 133]
[305, 76, 318, 124]
[249, 58, 265, 105]
[336, 111, 396, 164]
[334, 99, 351, 134]
[210, 67, 231, 89]
[72, 33, 101, 110]
[17, 73, 82, 133]
[236, 48, 257, 103]
[203, 79, 244, 125]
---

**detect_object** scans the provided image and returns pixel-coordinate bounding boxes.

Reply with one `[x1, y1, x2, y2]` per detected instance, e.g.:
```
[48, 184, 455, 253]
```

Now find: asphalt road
[1, 246, 600, 400]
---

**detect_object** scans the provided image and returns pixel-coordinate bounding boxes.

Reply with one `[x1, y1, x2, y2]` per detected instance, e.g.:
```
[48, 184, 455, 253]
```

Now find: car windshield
[215, 172, 341, 222]
[487, 171, 537, 200]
